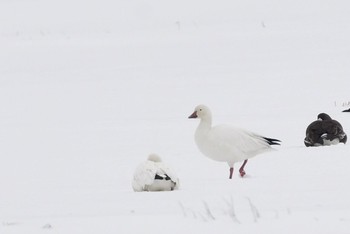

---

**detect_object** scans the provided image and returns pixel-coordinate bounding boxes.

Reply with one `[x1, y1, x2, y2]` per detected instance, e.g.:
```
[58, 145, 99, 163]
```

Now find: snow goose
[188, 105, 281, 179]
[132, 154, 179, 192]
[304, 113, 347, 147]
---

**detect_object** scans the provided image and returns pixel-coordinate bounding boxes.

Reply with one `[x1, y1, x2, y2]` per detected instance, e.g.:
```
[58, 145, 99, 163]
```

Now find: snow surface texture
[1, 0, 350, 233]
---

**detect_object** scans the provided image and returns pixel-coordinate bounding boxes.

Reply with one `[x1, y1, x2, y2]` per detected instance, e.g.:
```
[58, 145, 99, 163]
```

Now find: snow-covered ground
[1, 0, 350, 233]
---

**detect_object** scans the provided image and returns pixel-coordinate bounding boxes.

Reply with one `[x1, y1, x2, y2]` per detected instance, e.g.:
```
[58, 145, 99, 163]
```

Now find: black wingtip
[263, 137, 281, 145]
[154, 174, 171, 180]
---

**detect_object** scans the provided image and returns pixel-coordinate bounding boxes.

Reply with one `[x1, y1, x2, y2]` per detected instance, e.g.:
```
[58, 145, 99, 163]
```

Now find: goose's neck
[197, 117, 212, 133]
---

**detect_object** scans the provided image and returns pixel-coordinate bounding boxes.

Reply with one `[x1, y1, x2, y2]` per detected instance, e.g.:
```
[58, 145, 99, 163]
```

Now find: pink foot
[239, 160, 248, 177]
[239, 169, 246, 177]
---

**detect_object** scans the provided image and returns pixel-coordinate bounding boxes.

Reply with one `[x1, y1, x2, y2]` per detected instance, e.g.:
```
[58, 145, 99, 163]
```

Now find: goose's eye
[199, 108, 202, 111]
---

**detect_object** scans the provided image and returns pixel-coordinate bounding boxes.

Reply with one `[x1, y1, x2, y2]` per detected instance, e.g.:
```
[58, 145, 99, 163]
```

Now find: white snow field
[1, 0, 350, 233]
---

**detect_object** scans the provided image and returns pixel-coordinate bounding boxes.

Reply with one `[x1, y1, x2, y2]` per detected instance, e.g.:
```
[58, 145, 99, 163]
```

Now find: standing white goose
[188, 105, 280, 179]
[132, 154, 179, 192]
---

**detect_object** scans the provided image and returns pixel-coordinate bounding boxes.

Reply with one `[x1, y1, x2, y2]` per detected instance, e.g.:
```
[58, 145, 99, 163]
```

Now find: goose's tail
[263, 137, 281, 145]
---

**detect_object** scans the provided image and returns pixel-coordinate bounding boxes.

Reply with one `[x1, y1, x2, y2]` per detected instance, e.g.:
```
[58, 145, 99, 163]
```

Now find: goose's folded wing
[132, 161, 158, 192]
[156, 162, 179, 187]
[210, 125, 272, 155]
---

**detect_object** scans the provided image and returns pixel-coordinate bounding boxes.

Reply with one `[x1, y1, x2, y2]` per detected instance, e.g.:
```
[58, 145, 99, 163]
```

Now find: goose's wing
[132, 161, 158, 192]
[210, 125, 272, 155]
[156, 162, 179, 187]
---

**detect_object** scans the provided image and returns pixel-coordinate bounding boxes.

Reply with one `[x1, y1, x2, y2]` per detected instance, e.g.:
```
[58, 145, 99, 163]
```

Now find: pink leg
[239, 160, 248, 177]
[229, 167, 234, 179]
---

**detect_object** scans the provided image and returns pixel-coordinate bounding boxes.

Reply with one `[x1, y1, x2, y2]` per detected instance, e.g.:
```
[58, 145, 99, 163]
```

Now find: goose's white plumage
[195, 124, 273, 163]
[132, 154, 179, 192]
[189, 105, 280, 178]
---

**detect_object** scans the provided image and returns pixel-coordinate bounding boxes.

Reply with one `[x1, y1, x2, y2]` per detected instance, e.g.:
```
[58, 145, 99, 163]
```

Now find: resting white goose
[188, 105, 281, 179]
[132, 154, 179, 192]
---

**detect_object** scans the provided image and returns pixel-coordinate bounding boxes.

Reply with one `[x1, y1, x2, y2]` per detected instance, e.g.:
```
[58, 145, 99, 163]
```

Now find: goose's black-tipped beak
[188, 111, 198, 119]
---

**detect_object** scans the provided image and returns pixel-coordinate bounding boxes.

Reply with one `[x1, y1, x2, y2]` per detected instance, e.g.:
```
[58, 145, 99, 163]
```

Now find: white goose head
[188, 104, 212, 121]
